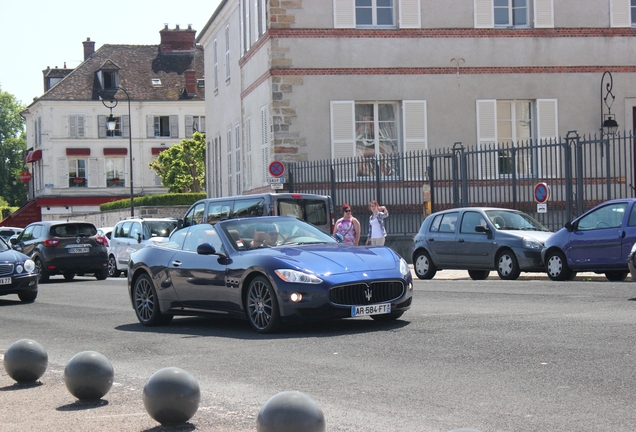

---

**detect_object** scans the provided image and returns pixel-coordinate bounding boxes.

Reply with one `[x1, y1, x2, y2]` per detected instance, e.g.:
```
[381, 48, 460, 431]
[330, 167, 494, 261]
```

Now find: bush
[100, 193, 206, 211]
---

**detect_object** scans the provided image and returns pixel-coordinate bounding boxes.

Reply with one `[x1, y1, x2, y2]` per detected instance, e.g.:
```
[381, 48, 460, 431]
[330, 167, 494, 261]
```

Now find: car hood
[0, 249, 29, 262]
[268, 244, 400, 276]
[500, 230, 552, 244]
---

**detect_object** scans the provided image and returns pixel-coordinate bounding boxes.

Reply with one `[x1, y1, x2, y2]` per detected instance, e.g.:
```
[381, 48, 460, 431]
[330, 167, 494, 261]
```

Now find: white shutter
[185, 115, 194, 138]
[69, 116, 77, 138]
[333, 0, 355, 28]
[261, 106, 269, 185]
[246, 117, 252, 189]
[330, 101, 355, 160]
[611, 0, 631, 27]
[536, 99, 559, 178]
[77, 115, 85, 138]
[98, 115, 107, 138]
[122, 115, 130, 138]
[170, 115, 179, 138]
[402, 100, 427, 180]
[124, 157, 131, 187]
[399, 0, 421, 29]
[476, 99, 497, 179]
[147, 115, 155, 138]
[87, 158, 106, 188]
[57, 158, 69, 189]
[474, 0, 494, 28]
[534, 0, 554, 28]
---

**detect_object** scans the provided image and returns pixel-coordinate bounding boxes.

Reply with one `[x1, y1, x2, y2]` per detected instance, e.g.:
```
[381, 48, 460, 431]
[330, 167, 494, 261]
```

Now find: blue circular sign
[269, 161, 285, 177]
[534, 183, 549, 203]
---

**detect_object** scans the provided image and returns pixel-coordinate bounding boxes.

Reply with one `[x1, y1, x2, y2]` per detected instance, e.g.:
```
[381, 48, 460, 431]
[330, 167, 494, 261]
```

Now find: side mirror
[564, 221, 574, 232]
[137, 233, 142, 243]
[177, 219, 184, 229]
[474, 225, 491, 233]
[9, 237, 17, 245]
[197, 242, 226, 258]
[334, 232, 344, 243]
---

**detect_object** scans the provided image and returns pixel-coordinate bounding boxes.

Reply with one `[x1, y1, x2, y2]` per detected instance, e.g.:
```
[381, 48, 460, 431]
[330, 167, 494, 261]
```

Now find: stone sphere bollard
[3, 339, 48, 383]
[143, 367, 200, 425]
[64, 351, 114, 401]
[257, 391, 326, 432]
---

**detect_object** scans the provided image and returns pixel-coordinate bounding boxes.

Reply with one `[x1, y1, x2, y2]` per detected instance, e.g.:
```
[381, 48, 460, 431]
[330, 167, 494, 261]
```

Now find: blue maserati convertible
[128, 216, 413, 333]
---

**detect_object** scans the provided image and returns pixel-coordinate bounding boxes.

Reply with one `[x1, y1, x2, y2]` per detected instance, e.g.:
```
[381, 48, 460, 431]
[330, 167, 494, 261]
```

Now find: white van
[179, 193, 334, 234]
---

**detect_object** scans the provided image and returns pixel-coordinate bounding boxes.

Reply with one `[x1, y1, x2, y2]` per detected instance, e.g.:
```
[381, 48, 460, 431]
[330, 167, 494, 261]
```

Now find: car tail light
[96, 236, 107, 246]
[43, 239, 59, 247]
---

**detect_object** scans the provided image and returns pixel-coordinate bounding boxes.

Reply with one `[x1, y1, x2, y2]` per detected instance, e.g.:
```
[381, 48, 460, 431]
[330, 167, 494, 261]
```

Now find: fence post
[288, 168, 294, 193]
[452, 143, 463, 207]
[375, 157, 382, 204]
[565, 131, 579, 219]
[605, 136, 612, 200]
[330, 165, 336, 205]
[429, 152, 436, 214]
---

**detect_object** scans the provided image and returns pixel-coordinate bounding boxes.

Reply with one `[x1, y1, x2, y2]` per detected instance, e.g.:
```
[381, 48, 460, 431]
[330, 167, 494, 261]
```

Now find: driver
[252, 224, 279, 248]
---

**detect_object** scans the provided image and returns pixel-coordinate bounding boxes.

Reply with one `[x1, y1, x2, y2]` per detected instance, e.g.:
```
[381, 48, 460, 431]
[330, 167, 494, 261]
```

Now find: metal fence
[288, 130, 635, 236]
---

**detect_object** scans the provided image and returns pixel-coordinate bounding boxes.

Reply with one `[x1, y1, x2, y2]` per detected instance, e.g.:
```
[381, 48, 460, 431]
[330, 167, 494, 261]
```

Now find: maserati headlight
[400, 258, 409, 276]
[275, 269, 322, 284]
[522, 238, 543, 250]
[23, 260, 35, 273]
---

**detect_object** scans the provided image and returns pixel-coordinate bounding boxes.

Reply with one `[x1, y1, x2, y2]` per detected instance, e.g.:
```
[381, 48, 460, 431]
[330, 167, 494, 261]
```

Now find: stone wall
[45, 206, 191, 228]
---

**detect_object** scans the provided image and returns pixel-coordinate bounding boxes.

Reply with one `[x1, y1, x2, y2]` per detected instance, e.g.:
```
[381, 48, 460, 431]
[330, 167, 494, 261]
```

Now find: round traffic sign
[19, 172, 32, 183]
[534, 182, 549, 203]
[269, 161, 285, 177]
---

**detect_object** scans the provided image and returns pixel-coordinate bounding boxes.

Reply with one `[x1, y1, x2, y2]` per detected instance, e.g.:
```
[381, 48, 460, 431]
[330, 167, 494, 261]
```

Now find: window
[497, 100, 533, 177]
[106, 158, 125, 187]
[186, 115, 206, 137]
[632, 0, 636, 25]
[356, 0, 395, 27]
[35, 117, 42, 147]
[69, 115, 86, 138]
[494, 0, 528, 27]
[69, 159, 87, 187]
[155, 116, 170, 137]
[242, 0, 251, 53]
[108, 117, 123, 137]
[97, 69, 119, 91]
[99, 115, 129, 138]
[227, 129, 233, 196]
[225, 25, 231, 80]
[461, 212, 487, 233]
[148, 115, 178, 138]
[257, 0, 267, 37]
[578, 203, 627, 231]
[214, 39, 219, 90]
[235, 123, 242, 195]
[355, 102, 398, 158]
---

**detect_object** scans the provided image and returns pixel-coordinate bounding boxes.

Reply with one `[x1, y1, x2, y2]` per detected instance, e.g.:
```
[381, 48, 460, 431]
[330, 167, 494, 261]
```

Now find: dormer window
[97, 69, 119, 91]
[197, 79, 205, 88]
[152, 78, 162, 87]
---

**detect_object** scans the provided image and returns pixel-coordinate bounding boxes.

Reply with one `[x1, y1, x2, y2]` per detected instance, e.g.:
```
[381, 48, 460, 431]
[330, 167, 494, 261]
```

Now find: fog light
[408, 282, 413, 291]
[290, 293, 303, 302]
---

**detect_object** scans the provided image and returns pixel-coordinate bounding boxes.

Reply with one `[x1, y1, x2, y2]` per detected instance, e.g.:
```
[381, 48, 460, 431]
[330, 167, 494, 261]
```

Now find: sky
[0, 0, 222, 106]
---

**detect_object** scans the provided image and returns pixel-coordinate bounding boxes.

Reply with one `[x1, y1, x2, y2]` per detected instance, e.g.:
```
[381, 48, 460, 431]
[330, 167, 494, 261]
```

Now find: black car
[128, 216, 413, 333]
[0, 237, 38, 302]
[12, 221, 108, 282]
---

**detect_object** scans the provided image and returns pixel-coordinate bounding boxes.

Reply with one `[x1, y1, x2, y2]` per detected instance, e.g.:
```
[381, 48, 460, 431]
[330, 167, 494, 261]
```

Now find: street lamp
[600, 71, 619, 136]
[101, 87, 134, 217]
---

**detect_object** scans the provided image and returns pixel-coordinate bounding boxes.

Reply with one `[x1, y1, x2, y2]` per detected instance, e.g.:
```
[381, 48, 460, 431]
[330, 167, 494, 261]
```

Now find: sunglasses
[344, 209, 351, 213]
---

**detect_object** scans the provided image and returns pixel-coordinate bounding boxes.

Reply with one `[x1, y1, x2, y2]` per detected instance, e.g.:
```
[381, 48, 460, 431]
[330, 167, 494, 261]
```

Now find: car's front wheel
[246, 276, 281, 334]
[34, 258, 49, 283]
[468, 270, 490, 280]
[605, 271, 628, 282]
[413, 250, 437, 280]
[18, 291, 37, 303]
[132, 274, 173, 326]
[497, 249, 521, 280]
[546, 250, 574, 281]
[108, 255, 121, 278]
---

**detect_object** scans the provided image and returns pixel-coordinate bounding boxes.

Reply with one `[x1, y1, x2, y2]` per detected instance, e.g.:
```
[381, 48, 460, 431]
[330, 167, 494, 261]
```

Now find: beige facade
[198, 0, 636, 197]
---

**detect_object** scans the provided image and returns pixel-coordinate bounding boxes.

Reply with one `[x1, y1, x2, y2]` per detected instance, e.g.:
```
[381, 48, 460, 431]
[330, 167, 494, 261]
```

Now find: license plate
[69, 248, 90, 254]
[0, 277, 11, 285]
[351, 303, 391, 317]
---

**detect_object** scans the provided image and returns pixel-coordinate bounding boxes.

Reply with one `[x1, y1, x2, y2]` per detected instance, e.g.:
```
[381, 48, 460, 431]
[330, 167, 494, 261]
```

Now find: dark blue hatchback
[542, 198, 636, 281]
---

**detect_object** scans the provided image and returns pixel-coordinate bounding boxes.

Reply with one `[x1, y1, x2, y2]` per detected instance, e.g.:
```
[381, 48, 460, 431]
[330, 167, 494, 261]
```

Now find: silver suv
[108, 217, 177, 277]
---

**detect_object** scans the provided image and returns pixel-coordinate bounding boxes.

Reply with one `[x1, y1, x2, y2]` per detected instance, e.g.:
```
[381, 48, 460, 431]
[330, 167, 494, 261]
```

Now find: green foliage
[149, 132, 206, 193]
[0, 88, 28, 206]
[100, 192, 206, 211]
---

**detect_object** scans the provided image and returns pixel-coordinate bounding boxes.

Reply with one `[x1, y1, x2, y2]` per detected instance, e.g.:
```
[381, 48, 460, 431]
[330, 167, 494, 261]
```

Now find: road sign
[19, 172, 32, 183]
[537, 203, 547, 213]
[269, 161, 285, 177]
[534, 182, 550, 203]
[267, 177, 285, 184]
[271, 183, 283, 190]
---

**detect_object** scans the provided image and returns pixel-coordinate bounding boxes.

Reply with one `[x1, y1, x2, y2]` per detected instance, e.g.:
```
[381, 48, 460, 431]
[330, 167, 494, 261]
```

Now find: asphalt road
[1, 276, 636, 431]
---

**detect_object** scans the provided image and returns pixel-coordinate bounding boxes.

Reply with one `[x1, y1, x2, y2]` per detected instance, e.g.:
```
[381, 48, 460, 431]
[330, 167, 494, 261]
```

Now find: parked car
[179, 192, 334, 234]
[11, 221, 108, 282]
[0, 236, 38, 302]
[108, 217, 178, 277]
[412, 207, 552, 280]
[128, 216, 413, 333]
[0, 227, 23, 242]
[542, 198, 636, 281]
[97, 227, 113, 246]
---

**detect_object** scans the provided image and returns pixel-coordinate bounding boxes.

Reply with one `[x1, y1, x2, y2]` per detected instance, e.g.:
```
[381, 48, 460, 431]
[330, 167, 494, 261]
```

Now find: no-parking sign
[534, 182, 550, 203]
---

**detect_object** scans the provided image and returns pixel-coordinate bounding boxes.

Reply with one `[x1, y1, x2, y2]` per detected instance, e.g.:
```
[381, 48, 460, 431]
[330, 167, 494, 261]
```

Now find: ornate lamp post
[600, 71, 619, 136]
[101, 87, 134, 217]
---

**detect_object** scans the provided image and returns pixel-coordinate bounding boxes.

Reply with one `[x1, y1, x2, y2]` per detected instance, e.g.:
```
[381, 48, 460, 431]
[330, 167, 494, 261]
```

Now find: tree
[0, 88, 28, 206]
[149, 132, 206, 193]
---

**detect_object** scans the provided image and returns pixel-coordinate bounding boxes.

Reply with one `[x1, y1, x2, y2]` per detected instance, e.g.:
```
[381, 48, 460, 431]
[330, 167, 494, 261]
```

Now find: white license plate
[351, 303, 391, 317]
[69, 248, 90, 254]
[0, 277, 11, 285]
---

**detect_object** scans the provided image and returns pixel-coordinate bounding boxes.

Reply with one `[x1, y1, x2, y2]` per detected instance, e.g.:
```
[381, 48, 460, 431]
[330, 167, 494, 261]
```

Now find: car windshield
[147, 221, 178, 237]
[221, 217, 337, 250]
[51, 224, 97, 237]
[485, 210, 550, 232]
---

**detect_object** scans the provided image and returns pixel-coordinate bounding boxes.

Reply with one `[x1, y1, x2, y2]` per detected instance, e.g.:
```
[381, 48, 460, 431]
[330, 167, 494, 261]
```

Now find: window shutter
[399, 0, 421, 29]
[261, 106, 269, 185]
[147, 115, 155, 138]
[170, 115, 179, 138]
[476, 99, 497, 179]
[185, 115, 194, 138]
[610, 0, 631, 27]
[98, 115, 107, 138]
[58, 158, 69, 189]
[534, 0, 554, 28]
[402, 100, 427, 180]
[199, 117, 206, 133]
[122, 115, 130, 138]
[87, 158, 106, 188]
[330, 101, 355, 160]
[333, 0, 355, 28]
[125, 157, 130, 186]
[474, 0, 494, 28]
[69, 116, 77, 138]
[77, 115, 85, 138]
[536, 99, 559, 178]
[246, 117, 252, 189]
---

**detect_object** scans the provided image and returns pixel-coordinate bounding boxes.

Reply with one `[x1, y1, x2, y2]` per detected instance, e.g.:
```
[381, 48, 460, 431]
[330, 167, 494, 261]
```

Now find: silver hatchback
[411, 207, 552, 280]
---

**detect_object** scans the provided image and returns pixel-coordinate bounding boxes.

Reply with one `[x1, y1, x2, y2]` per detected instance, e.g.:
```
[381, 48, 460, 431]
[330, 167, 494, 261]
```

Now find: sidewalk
[409, 266, 608, 281]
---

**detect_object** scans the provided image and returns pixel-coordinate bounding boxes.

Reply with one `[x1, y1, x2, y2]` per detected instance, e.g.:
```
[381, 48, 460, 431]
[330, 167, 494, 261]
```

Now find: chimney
[159, 24, 196, 54]
[184, 70, 196, 95]
[83, 38, 95, 60]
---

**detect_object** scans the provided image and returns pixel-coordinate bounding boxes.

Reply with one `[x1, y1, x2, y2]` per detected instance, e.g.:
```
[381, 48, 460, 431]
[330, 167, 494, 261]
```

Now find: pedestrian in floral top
[333, 203, 361, 245]
[366, 200, 389, 246]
